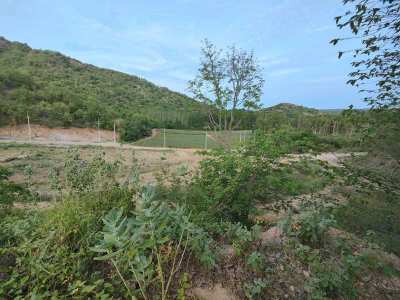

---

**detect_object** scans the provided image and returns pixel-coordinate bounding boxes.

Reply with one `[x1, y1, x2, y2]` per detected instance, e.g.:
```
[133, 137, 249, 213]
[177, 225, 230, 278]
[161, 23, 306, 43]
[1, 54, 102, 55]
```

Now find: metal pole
[240, 132, 242, 143]
[163, 128, 166, 148]
[27, 112, 31, 142]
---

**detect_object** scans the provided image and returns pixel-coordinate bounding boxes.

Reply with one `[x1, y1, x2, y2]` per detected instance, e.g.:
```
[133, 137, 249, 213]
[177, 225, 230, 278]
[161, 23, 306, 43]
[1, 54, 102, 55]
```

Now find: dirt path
[280, 152, 367, 167]
[0, 137, 192, 151]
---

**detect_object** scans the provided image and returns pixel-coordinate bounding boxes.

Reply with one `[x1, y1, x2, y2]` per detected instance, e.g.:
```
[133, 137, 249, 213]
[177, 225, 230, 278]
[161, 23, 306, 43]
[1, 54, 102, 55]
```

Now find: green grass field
[134, 129, 253, 149]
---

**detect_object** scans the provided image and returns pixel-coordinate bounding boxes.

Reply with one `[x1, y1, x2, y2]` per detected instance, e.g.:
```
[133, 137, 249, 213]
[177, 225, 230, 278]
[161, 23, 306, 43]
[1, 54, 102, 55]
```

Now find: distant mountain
[263, 103, 321, 116]
[0, 37, 204, 128]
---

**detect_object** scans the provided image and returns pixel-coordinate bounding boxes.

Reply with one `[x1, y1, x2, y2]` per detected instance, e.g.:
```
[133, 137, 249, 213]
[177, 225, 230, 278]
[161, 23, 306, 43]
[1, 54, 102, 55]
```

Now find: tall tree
[188, 40, 264, 130]
[332, 0, 400, 108]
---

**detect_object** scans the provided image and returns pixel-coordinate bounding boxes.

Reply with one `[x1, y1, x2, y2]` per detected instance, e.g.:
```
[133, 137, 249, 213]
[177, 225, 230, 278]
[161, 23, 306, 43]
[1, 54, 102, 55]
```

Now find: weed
[244, 278, 269, 300]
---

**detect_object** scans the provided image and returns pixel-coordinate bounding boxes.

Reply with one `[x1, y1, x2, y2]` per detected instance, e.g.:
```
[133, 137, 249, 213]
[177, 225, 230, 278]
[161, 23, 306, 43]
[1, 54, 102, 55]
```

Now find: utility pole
[113, 122, 116, 144]
[97, 118, 101, 143]
[204, 130, 208, 149]
[163, 128, 166, 148]
[27, 112, 31, 142]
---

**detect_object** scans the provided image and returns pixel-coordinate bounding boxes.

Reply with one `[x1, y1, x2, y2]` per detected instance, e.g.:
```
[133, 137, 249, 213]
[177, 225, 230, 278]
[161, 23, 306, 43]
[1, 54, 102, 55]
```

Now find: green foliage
[307, 256, 361, 300]
[244, 278, 269, 300]
[188, 149, 260, 224]
[0, 151, 136, 299]
[177, 272, 190, 300]
[224, 223, 260, 255]
[91, 185, 217, 299]
[62, 150, 121, 194]
[334, 0, 400, 107]
[247, 129, 347, 157]
[246, 251, 265, 272]
[119, 117, 153, 142]
[0, 166, 32, 207]
[188, 39, 264, 131]
[281, 208, 336, 248]
[0, 187, 135, 299]
[183, 137, 335, 225]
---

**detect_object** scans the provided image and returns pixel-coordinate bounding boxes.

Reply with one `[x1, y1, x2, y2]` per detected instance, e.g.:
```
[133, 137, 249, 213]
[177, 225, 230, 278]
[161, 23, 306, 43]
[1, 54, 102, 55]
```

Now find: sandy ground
[0, 124, 117, 143]
[0, 140, 203, 205]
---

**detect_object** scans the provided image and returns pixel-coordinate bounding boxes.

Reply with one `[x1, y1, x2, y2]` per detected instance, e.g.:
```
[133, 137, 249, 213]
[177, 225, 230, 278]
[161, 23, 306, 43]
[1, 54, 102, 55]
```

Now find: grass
[134, 129, 252, 149]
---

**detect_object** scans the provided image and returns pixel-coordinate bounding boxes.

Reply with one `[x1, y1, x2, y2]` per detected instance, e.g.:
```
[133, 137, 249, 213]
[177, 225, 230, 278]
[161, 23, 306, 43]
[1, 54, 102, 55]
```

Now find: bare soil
[0, 124, 117, 143]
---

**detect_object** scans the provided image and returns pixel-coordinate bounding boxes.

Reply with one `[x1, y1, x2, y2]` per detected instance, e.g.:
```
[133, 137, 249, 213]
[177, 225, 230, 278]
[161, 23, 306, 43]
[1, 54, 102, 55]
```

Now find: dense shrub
[246, 129, 349, 158]
[119, 117, 153, 142]
[0, 166, 32, 208]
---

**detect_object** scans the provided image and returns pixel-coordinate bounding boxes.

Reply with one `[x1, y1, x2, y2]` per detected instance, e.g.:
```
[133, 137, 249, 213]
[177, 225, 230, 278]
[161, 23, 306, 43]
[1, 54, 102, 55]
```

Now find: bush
[281, 207, 336, 248]
[0, 166, 32, 208]
[0, 186, 135, 299]
[119, 117, 153, 142]
[246, 129, 347, 158]
[92, 185, 217, 299]
[187, 149, 262, 224]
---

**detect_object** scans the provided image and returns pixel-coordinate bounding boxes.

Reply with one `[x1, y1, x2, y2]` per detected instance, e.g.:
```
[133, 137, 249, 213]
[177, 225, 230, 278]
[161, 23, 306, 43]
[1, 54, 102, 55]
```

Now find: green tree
[332, 0, 400, 108]
[188, 40, 264, 131]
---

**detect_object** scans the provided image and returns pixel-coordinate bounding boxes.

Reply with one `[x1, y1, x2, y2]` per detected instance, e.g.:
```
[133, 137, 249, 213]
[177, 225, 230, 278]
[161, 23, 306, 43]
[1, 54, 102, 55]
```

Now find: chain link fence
[134, 129, 253, 149]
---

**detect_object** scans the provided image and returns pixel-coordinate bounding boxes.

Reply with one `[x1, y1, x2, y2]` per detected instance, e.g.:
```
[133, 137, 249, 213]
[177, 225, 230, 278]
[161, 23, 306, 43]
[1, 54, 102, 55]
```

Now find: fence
[134, 129, 253, 149]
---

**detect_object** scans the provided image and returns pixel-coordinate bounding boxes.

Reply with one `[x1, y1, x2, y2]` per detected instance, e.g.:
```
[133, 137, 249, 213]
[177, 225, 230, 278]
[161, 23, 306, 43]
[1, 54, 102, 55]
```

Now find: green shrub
[244, 278, 270, 300]
[307, 256, 360, 300]
[246, 129, 347, 158]
[0, 185, 135, 299]
[184, 148, 334, 225]
[281, 208, 336, 248]
[246, 251, 265, 272]
[0, 166, 32, 208]
[119, 117, 153, 142]
[92, 185, 217, 299]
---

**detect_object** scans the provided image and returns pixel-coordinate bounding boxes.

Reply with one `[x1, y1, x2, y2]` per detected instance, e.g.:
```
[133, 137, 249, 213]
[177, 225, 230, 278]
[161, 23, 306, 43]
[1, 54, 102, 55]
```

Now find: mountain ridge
[0, 36, 205, 129]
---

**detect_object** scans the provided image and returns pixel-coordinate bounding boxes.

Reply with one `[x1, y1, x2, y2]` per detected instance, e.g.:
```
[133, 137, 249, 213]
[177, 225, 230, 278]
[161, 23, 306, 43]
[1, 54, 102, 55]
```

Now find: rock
[192, 283, 237, 300]
[253, 213, 281, 225]
[260, 226, 283, 246]
[0, 154, 28, 163]
[221, 244, 235, 258]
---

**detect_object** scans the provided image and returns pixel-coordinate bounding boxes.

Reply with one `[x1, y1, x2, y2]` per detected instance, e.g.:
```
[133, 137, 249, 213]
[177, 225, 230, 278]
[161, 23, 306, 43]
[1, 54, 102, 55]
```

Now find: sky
[0, 0, 365, 109]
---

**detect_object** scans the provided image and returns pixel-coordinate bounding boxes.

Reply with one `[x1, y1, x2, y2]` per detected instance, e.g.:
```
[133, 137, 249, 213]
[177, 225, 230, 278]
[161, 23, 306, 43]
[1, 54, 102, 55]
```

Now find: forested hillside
[0, 37, 206, 129]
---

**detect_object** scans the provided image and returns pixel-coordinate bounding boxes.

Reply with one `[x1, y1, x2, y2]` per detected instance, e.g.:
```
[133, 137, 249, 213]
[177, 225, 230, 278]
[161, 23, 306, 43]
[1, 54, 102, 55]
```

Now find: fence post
[204, 130, 208, 149]
[97, 118, 101, 143]
[113, 122, 116, 144]
[27, 112, 31, 142]
[163, 128, 166, 148]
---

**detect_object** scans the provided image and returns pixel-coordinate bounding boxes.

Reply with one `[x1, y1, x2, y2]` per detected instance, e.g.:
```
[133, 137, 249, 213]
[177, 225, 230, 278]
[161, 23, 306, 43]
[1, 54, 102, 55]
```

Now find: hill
[264, 103, 321, 115]
[0, 37, 206, 130]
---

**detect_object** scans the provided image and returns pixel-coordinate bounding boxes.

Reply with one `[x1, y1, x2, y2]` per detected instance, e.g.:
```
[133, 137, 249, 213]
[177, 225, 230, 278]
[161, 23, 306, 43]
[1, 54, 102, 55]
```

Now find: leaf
[93, 248, 125, 261]
[330, 39, 339, 46]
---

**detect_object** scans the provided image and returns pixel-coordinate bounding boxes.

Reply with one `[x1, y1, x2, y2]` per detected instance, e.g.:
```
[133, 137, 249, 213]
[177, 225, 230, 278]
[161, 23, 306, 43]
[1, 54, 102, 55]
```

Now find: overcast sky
[0, 0, 365, 109]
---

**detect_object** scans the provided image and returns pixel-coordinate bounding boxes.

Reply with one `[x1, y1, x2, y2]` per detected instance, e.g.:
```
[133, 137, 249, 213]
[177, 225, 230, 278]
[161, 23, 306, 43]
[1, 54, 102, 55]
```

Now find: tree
[332, 0, 400, 108]
[188, 40, 264, 131]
